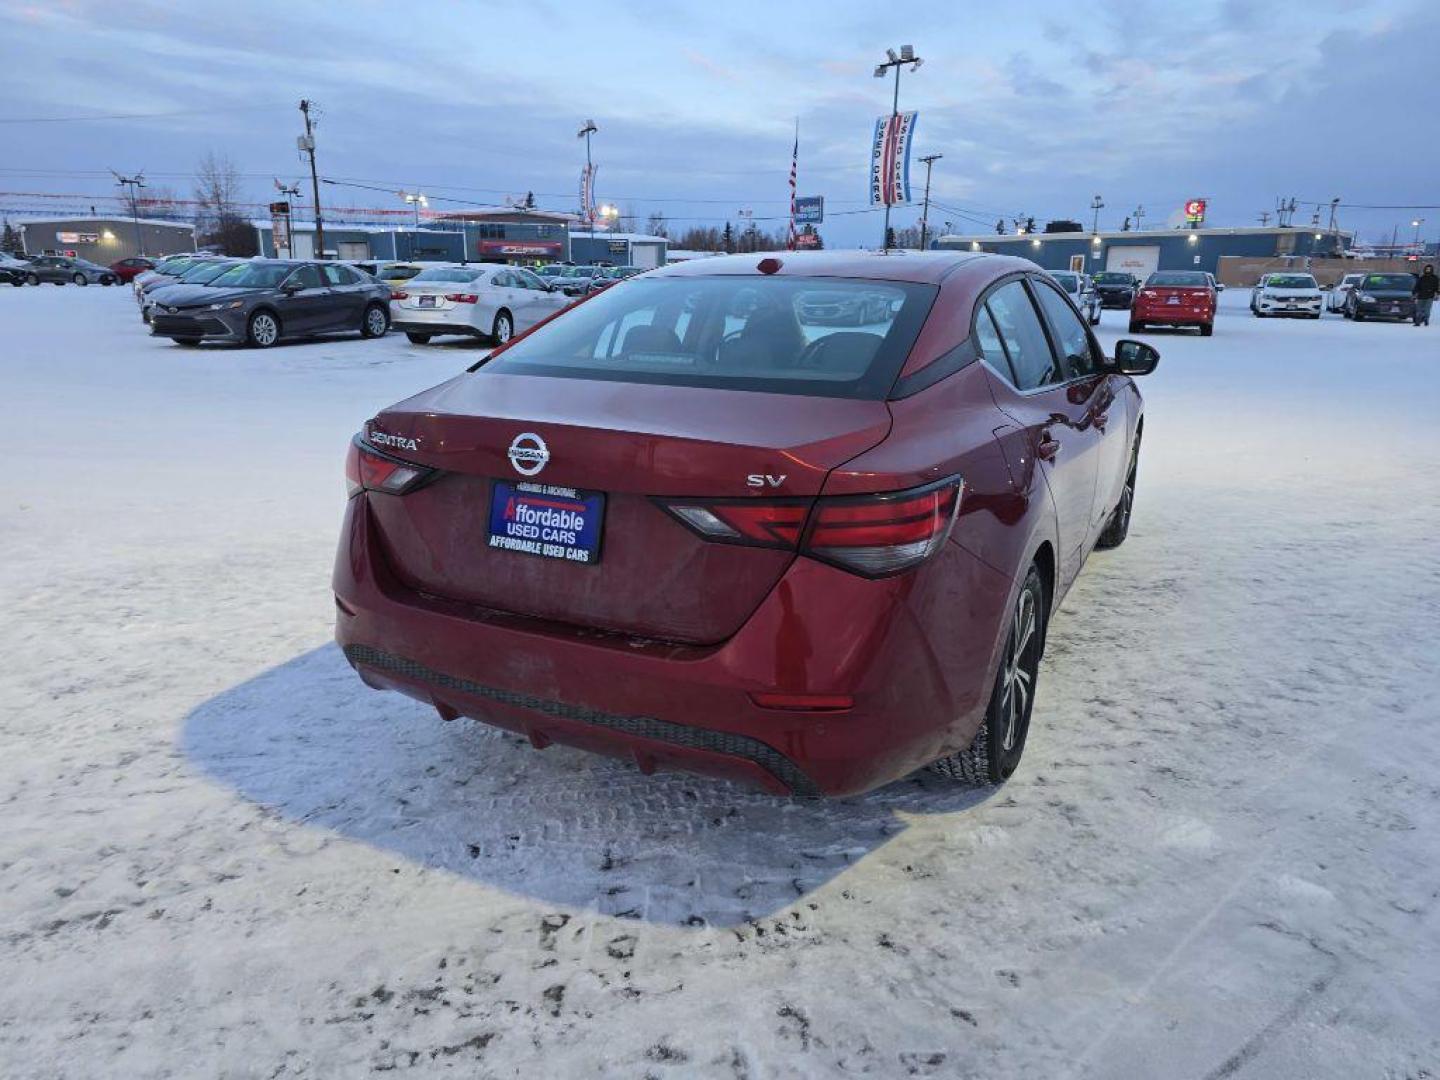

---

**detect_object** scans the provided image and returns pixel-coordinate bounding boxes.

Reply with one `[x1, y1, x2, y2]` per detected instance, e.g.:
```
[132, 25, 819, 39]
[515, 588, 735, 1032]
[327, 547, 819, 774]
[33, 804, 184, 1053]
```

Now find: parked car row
[0, 252, 121, 286]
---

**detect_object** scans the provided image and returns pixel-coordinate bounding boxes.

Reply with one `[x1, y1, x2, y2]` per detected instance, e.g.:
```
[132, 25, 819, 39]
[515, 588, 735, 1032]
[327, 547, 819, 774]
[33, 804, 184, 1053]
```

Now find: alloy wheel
[251, 313, 279, 347]
[998, 586, 1040, 753]
[494, 313, 513, 343]
[365, 307, 387, 337]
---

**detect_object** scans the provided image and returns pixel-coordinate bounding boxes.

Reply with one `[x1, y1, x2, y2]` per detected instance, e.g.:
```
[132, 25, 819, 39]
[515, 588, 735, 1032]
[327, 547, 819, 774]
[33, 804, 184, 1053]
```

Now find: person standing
[1415, 264, 1438, 326]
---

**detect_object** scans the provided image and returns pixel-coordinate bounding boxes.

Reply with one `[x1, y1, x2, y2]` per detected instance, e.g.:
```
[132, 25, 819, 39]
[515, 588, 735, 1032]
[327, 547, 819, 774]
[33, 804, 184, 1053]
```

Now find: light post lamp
[111, 170, 147, 256]
[1413, 218, 1425, 252]
[402, 191, 428, 231]
[873, 45, 923, 252]
[1090, 194, 1105, 235]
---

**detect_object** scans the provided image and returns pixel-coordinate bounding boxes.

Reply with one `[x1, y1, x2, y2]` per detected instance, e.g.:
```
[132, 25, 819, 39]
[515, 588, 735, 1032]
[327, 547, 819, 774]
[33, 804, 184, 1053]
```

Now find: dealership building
[254, 208, 578, 264]
[933, 226, 1352, 278]
[15, 216, 196, 262]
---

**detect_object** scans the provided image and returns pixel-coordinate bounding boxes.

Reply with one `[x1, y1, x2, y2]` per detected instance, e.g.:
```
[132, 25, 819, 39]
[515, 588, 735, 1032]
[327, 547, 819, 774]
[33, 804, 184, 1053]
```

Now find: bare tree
[193, 151, 255, 255]
[645, 210, 669, 238]
[137, 185, 184, 221]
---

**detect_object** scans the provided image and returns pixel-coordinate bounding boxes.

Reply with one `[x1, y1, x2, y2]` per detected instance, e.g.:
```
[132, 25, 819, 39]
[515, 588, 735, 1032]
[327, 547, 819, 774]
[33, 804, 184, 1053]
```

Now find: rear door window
[983, 280, 1062, 391]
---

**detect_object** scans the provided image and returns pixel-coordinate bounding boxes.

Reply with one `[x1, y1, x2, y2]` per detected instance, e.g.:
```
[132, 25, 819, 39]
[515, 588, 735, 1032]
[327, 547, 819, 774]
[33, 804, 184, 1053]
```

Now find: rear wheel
[405, 331, 432, 345]
[1095, 436, 1139, 550]
[491, 310, 514, 345]
[361, 303, 389, 338]
[1199, 321, 1214, 337]
[72, 272, 87, 285]
[931, 566, 1046, 786]
[247, 309, 280, 348]
[1128, 320, 1142, 333]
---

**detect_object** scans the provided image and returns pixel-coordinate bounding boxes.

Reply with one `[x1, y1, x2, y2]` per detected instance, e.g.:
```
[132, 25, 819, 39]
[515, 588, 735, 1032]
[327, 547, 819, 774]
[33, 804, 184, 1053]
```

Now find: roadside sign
[795, 232, 821, 249]
[1185, 199, 1207, 225]
[795, 196, 823, 224]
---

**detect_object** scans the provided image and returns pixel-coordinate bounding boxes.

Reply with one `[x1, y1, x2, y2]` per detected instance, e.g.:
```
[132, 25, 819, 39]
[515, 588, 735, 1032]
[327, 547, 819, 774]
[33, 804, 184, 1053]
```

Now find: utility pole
[873, 45, 923, 252]
[111, 170, 146, 256]
[1132, 204, 1145, 230]
[1258, 211, 1272, 226]
[298, 99, 324, 258]
[1090, 194, 1105, 235]
[1327, 197, 1340, 233]
[918, 153, 942, 250]
[577, 119, 598, 239]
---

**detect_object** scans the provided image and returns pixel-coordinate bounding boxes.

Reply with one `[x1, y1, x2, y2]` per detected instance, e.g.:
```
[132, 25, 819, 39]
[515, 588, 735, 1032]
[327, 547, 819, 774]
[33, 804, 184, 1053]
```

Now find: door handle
[1037, 433, 1060, 461]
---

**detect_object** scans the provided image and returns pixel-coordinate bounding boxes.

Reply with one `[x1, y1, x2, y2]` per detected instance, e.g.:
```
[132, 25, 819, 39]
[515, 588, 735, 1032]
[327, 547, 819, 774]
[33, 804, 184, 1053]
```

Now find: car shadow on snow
[182, 643, 995, 927]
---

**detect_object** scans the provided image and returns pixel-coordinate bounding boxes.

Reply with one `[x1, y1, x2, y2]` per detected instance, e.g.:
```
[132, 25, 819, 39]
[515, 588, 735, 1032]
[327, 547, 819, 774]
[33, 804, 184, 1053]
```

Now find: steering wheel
[794, 336, 829, 368]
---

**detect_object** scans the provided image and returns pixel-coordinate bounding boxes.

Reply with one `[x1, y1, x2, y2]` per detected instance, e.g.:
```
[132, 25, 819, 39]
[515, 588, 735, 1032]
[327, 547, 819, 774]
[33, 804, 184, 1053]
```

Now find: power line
[0, 103, 293, 125]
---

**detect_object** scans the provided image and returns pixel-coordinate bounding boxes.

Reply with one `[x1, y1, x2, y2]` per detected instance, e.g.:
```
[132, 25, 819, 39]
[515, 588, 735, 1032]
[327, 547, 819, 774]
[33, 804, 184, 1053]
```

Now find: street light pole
[402, 191, 427, 231]
[873, 45, 923, 252]
[918, 153, 942, 250]
[578, 119, 598, 240]
[1413, 218, 1425, 251]
[1090, 194, 1105, 235]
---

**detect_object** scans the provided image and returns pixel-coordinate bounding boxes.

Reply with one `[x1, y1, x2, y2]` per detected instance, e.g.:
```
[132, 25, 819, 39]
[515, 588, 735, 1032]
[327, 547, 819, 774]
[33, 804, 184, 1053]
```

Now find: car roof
[648, 250, 1008, 285]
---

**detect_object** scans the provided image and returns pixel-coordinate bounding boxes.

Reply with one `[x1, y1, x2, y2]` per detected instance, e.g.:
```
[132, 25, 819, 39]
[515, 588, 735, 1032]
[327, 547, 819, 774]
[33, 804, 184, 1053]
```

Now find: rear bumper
[333, 495, 1013, 796]
[1132, 304, 1212, 325]
[392, 318, 486, 338]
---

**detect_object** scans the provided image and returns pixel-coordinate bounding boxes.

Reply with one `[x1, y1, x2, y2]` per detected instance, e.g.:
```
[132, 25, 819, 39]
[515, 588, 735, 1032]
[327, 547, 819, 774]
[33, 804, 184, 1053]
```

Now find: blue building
[934, 226, 1352, 279]
[568, 232, 669, 269]
[253, 209, 575, 264]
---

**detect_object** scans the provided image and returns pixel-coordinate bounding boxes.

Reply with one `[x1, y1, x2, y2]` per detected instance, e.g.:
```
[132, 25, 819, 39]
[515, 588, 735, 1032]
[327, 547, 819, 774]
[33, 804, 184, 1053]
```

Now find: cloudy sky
[3, 0, 1436, 246]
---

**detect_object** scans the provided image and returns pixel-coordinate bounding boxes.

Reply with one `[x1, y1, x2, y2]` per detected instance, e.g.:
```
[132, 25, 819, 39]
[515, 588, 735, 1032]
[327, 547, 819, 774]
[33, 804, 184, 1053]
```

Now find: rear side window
[1032, 280, 1098, 379]
[983, 280, 1061, 391]
[288, 265, 325, 289]
[482, 276, 936, 399]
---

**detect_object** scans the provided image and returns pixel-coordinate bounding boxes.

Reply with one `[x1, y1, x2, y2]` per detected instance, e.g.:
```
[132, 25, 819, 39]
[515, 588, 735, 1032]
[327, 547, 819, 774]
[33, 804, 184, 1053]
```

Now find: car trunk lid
[361, 372, 892, 644]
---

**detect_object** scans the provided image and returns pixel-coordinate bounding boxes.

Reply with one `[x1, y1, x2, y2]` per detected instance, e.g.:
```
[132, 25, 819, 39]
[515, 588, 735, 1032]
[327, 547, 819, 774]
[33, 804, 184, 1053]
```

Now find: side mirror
[1214, 283, 1225, 292]
[281, 282, 304, 295]
[1111, 339, 1160, 376]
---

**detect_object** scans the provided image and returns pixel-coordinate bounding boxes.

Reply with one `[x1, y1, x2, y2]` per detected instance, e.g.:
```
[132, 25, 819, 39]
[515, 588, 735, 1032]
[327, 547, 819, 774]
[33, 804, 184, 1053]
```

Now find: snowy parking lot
[3, 282, 1439, 1078]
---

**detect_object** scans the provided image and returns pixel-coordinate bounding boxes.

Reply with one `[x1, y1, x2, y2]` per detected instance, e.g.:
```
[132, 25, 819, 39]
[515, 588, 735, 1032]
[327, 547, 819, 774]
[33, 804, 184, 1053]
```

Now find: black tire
[930, 565, 1046, 786]
[405, 331, 431, 345]
[1095, 435, 1139, 550]
[26, 273, 39, 286]
[72, 272, 87, 286]
[361, 303, 389, 338]
[1128, 320, 1142, 334]
[246, 309, 281, 348]
[491, 309, 514, 345]
[1352, 309, 1365, 323]
[1200, 321, 1214, 337]
[171, 338, 201, 347]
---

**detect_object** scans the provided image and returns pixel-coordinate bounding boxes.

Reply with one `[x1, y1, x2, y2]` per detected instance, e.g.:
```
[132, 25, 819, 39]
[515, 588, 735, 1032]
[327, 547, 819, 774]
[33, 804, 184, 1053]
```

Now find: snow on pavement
[2, 284, 1438, 1078]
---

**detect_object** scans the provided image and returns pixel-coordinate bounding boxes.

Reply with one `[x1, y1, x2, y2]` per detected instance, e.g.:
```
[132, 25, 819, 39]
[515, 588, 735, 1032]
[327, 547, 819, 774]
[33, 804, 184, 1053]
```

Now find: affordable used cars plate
[488, 481, 605, 566]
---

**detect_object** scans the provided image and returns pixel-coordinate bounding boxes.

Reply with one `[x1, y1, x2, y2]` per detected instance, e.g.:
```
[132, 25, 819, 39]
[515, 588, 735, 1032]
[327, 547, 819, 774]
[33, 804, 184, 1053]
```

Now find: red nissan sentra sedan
[334, 251, 1159, 796]
[1129, 270, 1218, 336]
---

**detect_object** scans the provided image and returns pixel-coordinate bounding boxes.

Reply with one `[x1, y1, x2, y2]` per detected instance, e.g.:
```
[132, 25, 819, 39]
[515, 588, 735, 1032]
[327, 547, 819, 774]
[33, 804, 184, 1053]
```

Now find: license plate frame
[418, 294, 436, 307]
[488, 480, 606, 567]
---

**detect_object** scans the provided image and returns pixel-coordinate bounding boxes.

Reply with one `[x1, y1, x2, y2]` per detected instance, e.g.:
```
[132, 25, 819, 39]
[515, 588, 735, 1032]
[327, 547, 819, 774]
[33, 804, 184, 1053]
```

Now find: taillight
[444, 293, 479, 304]
[659, 477, 962, 578]
[805, 480, 962, 577]
[1141, 289, 1157, 298]
[345, 434, 434, 498]
[390, 289, 408, 300]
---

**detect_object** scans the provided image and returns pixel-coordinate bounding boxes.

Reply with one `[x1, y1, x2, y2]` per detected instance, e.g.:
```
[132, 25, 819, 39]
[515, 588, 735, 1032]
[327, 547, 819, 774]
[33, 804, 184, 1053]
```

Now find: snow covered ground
[2, 283, 1438, 1078]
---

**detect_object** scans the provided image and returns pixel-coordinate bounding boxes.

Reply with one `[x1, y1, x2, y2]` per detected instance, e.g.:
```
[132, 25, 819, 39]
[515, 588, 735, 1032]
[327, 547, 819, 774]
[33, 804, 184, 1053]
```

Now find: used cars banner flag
[870, 111, 918, 206]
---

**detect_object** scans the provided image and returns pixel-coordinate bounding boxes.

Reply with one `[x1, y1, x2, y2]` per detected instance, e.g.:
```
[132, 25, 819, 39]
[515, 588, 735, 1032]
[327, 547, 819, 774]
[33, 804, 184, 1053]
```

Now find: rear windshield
[481, 276, 937, 399]
[207, 263, 294, 289]
[411, 267, 485, 284]
[1092, 273, 1132, 284]
[1266, 275, 1318, 289]
[1050, 272, 1080, 292]
[1363, 274, 1414, 290]
[1148, 272, 1209, 287]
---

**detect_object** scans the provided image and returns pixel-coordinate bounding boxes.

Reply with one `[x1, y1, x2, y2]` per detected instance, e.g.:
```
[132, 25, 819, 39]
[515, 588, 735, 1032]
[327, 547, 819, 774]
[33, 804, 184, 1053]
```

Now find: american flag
[787, 124, 798, 252]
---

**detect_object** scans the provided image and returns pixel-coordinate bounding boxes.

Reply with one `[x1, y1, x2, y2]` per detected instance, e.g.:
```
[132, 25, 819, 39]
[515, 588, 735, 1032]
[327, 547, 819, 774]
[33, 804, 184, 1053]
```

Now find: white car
[1327, 272, 1365, 312]
[390, 264, 571, 345]
[1250, 272, 1323, 319]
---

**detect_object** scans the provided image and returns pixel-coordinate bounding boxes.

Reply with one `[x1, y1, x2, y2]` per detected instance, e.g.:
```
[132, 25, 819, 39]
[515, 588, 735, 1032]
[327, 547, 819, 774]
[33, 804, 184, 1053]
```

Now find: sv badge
[746, 474, 787, 488]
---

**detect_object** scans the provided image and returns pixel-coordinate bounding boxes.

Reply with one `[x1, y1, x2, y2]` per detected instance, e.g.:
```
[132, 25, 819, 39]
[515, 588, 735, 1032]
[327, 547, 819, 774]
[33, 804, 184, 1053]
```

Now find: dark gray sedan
[149, 260, 392, 347]
[23, 255, 118, 286]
